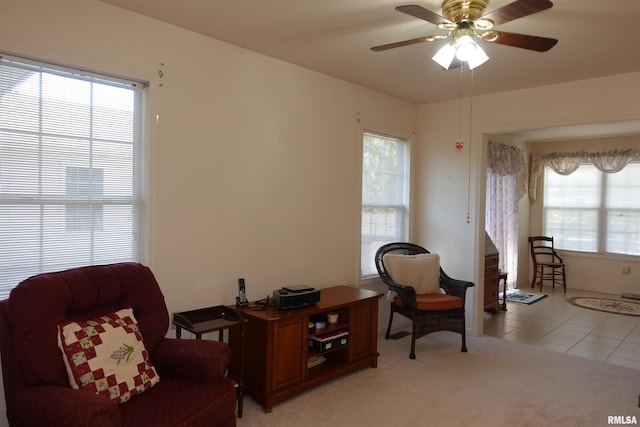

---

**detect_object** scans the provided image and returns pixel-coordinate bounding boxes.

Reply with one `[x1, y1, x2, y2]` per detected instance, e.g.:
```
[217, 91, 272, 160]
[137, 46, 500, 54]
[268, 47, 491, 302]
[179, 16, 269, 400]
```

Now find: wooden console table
[172, 306, 246, 417]
[228, 285, 382, 412]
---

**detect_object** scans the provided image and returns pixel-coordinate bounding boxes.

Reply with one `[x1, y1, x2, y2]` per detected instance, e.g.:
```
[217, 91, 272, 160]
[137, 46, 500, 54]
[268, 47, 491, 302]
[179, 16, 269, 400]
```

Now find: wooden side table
[172, 306, 246, 418]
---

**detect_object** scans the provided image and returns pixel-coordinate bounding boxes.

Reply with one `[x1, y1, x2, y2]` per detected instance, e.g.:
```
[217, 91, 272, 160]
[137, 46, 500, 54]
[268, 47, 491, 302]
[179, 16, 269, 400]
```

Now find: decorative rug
[567, 297, 640, 317]
[505, 289, 548, 305]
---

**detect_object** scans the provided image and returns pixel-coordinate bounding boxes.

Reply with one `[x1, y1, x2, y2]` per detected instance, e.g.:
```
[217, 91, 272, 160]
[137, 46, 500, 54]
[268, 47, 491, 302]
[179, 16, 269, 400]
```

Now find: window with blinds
[361, 131, 409, 278]
[0, 54, 146, 298]
[543, 163, 640, 255]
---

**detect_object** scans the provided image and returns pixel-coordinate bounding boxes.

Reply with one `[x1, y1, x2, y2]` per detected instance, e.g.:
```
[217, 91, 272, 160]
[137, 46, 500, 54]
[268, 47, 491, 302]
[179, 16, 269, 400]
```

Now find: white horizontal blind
[543, 165, 600, 252]
[605, 162, 640, 255]
[0, 54, 146, 298]
[361, 131, 409, 277]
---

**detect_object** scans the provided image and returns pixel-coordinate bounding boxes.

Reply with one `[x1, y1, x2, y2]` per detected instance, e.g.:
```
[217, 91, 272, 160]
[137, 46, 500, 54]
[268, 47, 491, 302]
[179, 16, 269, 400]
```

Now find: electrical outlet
[622, 266, 631, 274]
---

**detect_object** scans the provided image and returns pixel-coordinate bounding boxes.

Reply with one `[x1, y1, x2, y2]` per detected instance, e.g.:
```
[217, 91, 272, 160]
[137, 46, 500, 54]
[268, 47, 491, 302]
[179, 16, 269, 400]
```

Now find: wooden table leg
[499, 271, 508, 311]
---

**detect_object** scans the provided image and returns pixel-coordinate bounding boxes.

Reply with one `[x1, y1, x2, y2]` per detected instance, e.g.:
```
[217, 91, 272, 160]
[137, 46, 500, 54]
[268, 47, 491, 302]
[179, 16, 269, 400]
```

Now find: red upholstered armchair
[0, 263, 237, 427]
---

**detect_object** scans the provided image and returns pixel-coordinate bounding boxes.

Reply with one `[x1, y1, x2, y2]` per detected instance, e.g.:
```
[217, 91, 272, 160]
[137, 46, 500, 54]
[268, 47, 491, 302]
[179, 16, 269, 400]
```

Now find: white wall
[416, 72, 640, 335]
[0, 1, 417, 424]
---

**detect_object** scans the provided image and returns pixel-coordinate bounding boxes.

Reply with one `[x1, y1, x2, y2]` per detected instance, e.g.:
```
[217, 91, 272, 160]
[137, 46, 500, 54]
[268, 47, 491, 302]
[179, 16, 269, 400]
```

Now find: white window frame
[360, 130, 410, 279]
[0, 53, 147, 298]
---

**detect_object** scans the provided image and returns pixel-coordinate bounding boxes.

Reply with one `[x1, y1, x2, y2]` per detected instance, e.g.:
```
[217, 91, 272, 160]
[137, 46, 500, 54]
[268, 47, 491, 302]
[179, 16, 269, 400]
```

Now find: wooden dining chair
[529, 235, 567, 292]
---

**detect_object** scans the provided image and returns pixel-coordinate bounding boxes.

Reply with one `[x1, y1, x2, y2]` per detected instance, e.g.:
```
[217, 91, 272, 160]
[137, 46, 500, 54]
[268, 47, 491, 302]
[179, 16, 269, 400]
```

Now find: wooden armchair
[374, 242, 474, 359]
[529, 235, 566, 292]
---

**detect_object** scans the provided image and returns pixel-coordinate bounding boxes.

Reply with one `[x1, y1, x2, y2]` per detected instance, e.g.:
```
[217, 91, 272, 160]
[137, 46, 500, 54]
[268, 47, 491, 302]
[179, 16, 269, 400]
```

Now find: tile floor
[483, 286, 640, 370]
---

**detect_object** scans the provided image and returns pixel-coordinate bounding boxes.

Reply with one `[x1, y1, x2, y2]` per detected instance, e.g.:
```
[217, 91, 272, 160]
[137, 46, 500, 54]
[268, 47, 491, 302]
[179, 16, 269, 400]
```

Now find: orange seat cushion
[394, 293, 463, 311]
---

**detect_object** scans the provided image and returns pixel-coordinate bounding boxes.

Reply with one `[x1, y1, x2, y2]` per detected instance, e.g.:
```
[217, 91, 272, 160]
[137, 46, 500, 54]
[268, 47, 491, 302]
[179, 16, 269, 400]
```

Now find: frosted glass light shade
[432, 43, 456, 69]
[455, 35, 477, 61]
[467, 44, 489, 70]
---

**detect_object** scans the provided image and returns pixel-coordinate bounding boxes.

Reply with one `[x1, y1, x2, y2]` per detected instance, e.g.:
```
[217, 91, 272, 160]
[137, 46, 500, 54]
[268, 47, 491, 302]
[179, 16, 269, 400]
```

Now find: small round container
[313, 319, 327, 330]
[327, 312, 339, 324]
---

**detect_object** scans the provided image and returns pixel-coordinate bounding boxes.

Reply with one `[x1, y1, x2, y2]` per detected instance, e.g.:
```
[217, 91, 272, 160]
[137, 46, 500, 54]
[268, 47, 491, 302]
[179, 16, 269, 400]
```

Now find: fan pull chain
[466, 68, 475, 224]
[458, 65, 463, 143]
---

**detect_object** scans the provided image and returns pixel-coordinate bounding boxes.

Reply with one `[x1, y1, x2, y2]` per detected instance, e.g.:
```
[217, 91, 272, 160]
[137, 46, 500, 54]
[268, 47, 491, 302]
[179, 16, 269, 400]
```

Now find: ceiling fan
[371, 0, 558, 69]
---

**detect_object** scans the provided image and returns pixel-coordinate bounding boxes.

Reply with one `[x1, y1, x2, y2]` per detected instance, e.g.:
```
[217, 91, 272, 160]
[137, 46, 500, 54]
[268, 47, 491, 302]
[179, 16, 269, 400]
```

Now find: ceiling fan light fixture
[432, 42, 456, 69]
[374, 0, 557, 70]
[431, 35, 489, 70]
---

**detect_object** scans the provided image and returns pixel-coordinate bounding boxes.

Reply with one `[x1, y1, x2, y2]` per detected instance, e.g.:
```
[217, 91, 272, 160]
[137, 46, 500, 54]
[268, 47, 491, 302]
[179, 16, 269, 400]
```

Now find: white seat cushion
[383, 253, 441, 296]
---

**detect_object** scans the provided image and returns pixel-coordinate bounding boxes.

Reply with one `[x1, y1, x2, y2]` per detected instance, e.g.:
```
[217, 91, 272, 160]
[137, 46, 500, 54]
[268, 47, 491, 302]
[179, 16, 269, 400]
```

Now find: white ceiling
[99, 0, 640, 138]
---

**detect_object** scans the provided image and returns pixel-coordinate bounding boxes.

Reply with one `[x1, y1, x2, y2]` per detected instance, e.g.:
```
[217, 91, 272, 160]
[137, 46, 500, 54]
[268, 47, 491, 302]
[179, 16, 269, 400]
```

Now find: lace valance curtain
[487, 141, 528, 199]
[529, 149, 640, 200]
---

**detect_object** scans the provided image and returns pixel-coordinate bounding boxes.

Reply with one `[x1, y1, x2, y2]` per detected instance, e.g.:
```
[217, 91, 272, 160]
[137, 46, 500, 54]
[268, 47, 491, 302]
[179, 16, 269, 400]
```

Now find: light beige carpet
[236, 332, 640, 427]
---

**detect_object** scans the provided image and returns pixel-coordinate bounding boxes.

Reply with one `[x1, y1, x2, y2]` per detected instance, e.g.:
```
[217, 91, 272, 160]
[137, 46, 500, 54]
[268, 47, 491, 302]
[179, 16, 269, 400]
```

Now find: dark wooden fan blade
[486, 31, 558, 52]
[371, 36, 430, 52]
[482, 0, 553, 26]
[396, 5, 451, 26]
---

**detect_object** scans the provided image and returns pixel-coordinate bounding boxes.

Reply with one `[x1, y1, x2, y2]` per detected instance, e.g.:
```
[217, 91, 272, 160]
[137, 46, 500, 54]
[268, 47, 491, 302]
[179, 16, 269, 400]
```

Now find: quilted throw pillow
[383, 253, 441, 301]
[57, 308, 160, 405]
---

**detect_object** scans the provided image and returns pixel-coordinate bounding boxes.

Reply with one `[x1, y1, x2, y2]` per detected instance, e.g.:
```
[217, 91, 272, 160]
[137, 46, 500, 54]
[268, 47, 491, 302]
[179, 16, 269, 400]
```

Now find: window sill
[559, 250, 640, 263]
[357, 275, 384, 289]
